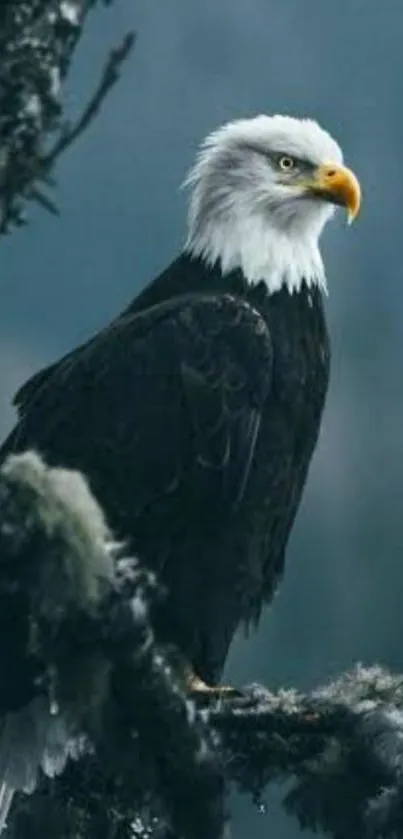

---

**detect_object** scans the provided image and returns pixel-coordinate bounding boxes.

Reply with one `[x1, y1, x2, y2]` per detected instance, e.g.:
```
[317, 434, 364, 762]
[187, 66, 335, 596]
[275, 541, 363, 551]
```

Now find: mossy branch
[0, 452, 401, 839]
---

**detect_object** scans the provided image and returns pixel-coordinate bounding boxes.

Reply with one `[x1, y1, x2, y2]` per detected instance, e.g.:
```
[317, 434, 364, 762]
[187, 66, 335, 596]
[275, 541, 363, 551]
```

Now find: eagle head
[184, 114, 361, 294]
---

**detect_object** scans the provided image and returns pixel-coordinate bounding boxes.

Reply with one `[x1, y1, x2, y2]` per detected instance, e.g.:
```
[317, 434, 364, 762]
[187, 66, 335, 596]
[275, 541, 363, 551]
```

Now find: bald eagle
[0, 114, 361, 692]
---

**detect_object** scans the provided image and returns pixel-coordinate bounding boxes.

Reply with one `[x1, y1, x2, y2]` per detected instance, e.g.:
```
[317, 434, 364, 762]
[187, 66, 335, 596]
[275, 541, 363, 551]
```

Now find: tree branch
[0, 0, 135, 235]
[207, 669, 403, 837]
[0, 451, 402, 839]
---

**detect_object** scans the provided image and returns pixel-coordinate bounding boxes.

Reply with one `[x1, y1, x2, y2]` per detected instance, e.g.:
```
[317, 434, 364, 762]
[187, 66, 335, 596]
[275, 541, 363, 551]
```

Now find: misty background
[2, 1, 403, 835]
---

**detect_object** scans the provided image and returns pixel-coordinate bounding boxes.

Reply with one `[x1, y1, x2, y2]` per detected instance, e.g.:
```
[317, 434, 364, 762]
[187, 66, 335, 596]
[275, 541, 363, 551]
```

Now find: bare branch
[43, 31, 136, 172]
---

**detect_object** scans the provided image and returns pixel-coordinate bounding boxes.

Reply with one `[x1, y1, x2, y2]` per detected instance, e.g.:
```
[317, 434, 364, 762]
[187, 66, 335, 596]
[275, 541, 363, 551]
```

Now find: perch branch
[0, 452, 402, 839]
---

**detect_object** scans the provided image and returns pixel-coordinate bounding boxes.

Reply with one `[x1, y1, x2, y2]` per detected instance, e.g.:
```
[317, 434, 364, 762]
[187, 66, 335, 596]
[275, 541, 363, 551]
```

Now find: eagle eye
[278, 155, 296, 172]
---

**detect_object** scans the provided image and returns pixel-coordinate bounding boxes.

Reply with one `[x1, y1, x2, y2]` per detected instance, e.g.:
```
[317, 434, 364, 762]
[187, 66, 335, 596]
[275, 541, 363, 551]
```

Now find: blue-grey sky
[3, 1, 403, 836]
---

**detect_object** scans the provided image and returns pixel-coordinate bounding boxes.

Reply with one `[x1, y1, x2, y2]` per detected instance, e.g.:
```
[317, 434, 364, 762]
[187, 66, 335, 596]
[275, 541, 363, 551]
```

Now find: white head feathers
[184, 114, 345, 295]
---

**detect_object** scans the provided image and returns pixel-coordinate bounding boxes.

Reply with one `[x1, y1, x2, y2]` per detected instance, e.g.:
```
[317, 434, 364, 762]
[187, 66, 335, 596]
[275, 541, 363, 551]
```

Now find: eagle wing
[1, 291, 273, 564]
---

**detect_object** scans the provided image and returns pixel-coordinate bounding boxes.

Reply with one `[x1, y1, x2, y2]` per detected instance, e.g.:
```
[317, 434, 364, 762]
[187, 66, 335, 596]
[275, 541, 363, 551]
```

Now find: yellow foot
[185, 671, 240, 700]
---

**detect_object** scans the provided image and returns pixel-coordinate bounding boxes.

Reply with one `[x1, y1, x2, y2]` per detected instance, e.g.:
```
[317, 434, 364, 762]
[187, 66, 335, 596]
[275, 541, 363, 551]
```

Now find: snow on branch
[0, 452, 402, 839]
[0, 0, 135, 234]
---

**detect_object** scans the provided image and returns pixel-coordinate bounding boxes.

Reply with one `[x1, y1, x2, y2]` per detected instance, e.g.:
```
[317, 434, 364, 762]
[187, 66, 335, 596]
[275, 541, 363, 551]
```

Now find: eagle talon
[185, 671, 240, 700]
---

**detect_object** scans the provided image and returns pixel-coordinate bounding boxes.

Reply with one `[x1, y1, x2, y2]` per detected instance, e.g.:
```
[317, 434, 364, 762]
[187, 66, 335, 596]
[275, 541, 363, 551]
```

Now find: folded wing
[2, 291, 273, 562]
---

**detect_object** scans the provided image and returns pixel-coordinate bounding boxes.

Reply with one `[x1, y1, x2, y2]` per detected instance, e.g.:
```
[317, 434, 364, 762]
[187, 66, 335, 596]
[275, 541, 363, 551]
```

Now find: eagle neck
[124, 252, 324, 324]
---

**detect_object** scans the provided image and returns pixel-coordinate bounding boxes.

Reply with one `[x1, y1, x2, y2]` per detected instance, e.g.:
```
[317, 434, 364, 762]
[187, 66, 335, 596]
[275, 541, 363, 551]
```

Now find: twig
[43, 32, 136, 171]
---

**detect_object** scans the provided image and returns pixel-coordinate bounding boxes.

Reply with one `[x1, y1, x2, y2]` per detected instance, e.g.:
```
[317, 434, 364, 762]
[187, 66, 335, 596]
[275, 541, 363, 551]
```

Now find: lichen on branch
[0, 452, 403, 839]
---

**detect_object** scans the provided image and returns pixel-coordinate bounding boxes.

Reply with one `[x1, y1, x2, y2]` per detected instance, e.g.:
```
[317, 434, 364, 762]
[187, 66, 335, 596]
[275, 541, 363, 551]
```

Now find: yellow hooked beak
[307, 162, 361, 224]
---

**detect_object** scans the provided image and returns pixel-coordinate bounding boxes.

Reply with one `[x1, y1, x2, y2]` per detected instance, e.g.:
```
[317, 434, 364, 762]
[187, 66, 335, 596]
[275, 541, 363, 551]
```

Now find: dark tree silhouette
[0, 0, 134, 234]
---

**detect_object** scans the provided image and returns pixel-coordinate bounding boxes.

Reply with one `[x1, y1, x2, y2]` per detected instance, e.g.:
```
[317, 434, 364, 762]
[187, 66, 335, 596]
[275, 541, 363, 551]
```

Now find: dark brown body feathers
[1, 254, 330, 683]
